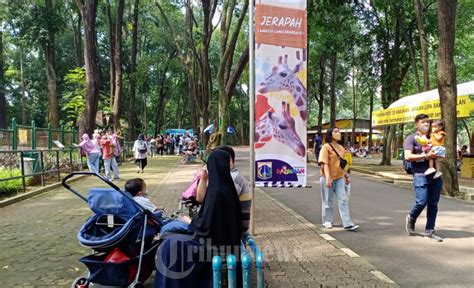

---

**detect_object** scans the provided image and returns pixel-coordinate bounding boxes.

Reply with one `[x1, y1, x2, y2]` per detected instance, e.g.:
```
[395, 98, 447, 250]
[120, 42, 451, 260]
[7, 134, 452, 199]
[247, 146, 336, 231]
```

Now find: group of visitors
[118, 145, 249, 287]
[76, 128, 122, 181]
[148, 134, 199, 157]
[317, 114, 449, 242]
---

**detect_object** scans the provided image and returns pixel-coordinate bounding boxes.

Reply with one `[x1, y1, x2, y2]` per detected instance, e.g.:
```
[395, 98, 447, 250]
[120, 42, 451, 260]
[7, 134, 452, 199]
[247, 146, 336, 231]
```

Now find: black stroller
[62, 172, 162, 288]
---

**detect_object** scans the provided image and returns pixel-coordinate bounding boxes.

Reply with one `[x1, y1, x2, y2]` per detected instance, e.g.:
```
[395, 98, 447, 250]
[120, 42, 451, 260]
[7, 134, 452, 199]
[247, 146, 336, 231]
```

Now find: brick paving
[0, 156, 396, 287]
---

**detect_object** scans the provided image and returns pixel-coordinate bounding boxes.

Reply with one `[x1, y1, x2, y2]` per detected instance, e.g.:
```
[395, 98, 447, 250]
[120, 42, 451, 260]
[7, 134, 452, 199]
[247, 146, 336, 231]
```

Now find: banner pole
[249, 0, 256, 236]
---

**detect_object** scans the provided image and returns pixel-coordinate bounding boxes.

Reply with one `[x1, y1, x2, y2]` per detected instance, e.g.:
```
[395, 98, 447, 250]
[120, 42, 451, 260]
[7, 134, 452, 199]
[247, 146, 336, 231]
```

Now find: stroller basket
[78, 212, 143, 250]
[80, 241, 160, 286]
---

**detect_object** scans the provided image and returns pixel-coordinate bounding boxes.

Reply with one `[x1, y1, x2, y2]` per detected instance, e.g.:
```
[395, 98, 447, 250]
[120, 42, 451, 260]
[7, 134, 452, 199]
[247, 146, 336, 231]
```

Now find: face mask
[333, 133, 341, 141]
[419, 126, 429, 133]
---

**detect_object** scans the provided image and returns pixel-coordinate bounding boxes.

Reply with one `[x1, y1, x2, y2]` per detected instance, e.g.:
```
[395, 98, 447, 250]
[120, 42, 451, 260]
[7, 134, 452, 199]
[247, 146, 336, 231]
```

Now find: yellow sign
[18, 129, 28, 144]
[372, 95, 474, 126]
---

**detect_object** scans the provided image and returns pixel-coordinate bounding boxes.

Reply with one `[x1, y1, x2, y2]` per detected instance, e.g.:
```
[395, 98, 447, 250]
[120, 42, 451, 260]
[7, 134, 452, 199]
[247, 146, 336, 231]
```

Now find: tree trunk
[111, 0, 124, 130]
[415, 0, 430, 91]
[317, 56, 325, 133]
[19, 47, 27, 125]
[105, 0, 115, 109]
[381, 125, 395, 165]
[68, 5, 83, 67]
[0, 16, 6, 129]
[351, 67, 357, 146]
[405, 29, 422, 92]
[154, 56, 173, 137]
[437, 0, 458, 196]
[127, 0, 139, 141]
[368, 90, 374, 154]
[329, 52, 337, 127]
[217, 0, 249, 145]
[44, 0, 59, 128]
[76, 0, 100, 137]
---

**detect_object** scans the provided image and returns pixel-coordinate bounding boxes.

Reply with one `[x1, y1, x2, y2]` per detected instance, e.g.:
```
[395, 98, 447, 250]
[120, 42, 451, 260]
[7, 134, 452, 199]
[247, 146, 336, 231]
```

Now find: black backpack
[402, 151, 413, 174]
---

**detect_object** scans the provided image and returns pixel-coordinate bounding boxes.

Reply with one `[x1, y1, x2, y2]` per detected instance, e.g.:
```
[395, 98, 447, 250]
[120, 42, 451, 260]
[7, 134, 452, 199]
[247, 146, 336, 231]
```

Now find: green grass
[0, 168, 23, 198]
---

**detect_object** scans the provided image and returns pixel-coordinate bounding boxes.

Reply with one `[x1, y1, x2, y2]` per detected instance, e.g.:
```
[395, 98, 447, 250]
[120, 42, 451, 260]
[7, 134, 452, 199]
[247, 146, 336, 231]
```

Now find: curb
[0, 174, 89, 208]
[254, 187, 399, 287]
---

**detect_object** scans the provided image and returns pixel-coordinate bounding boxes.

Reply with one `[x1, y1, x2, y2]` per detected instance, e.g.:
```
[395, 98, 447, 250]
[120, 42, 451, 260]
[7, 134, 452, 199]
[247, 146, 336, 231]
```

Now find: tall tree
[127, 0, 139, 140]
[76, 0, 100, 136]
[43, 0, 59, 127]
[217, 0, 249, 145]
[329, 52, 337, 127]
[66, 0, 83, 67]
[111, 0, 124, 130]
[0, 14, 6, 128]
[437, 0, 458, 196]
[414, 0, 430, 91]
[105, 0, 115, 109]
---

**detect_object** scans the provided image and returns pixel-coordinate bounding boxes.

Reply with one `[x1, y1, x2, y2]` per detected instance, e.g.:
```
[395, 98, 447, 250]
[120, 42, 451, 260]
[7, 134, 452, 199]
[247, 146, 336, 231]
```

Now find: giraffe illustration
[255, 97, 305, 157]
[257, 54, 307, 121]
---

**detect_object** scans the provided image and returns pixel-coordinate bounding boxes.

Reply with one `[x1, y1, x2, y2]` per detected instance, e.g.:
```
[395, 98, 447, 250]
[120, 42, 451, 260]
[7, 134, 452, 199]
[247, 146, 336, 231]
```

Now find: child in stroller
[62, 172, 164, 288]
[175, 169, 203, 219]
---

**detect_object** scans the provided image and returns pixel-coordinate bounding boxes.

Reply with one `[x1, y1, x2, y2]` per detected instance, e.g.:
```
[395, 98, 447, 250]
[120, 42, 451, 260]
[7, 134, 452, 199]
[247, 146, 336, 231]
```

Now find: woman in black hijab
[154, 150, 242, 288]
[190, 149, 242, 248]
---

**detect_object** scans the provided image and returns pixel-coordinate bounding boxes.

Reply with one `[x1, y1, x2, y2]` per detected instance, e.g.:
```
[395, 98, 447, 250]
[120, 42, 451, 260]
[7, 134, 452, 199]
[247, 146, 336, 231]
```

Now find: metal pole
[249, 0, 256, 235]
[48, 123, 52, 149]
[12, 118, 17, 151]
[31, 120, 36, 150]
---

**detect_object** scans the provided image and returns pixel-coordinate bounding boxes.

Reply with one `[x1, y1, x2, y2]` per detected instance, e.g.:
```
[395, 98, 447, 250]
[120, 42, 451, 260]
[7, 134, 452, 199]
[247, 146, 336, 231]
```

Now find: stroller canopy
[88, 188, 142, 219]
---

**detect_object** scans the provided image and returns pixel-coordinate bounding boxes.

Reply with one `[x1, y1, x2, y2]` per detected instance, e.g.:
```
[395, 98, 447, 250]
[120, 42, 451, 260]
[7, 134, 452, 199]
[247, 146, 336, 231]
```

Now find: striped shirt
[231, 168, 251, 232]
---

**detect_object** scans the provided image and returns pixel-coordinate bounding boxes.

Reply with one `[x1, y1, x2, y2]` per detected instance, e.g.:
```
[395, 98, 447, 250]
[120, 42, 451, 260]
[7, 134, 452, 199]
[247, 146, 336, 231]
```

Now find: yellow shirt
[318, 142, 345, 180]
[431, 131, 446, 147]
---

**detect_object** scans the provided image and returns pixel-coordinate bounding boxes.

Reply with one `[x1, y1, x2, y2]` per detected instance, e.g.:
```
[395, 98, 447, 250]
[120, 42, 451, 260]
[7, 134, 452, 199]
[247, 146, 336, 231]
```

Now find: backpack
[137, 140, 148, 153]
[402, 135, 420, 174]
[402, 151, 413, 174]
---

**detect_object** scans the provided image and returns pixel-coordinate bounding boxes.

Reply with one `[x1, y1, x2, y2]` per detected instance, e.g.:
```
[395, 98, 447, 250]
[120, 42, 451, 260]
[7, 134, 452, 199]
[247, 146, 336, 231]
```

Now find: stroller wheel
[71, 277, 89, 288]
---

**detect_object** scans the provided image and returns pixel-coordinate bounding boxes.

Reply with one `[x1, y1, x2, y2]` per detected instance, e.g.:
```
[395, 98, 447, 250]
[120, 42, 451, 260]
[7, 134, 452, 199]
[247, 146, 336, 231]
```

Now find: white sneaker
[424, 168, 436, 175]
[323, 222, 333, 229]
[434, 171, 443, 179]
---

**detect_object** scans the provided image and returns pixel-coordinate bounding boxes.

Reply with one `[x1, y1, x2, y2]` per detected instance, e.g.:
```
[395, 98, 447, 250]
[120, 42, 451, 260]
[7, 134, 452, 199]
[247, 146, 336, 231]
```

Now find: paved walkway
[1, 156, 395, 287]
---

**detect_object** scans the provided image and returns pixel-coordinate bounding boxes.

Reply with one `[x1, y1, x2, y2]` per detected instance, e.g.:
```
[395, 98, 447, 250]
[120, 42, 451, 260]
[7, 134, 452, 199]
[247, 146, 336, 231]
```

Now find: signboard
[373, 94, 474, 126]
[254, 0, 307, 187]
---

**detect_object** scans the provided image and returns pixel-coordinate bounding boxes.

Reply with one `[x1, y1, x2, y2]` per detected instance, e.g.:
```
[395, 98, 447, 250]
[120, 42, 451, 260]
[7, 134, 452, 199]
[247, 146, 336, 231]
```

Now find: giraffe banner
[254, 0, 307, 187]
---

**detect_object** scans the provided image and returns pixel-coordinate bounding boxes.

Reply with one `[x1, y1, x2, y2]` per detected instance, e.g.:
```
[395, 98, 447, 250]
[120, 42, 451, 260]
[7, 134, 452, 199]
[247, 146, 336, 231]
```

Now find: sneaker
[343, 225, 359, 231]
[137, 167, 140, 173]
[405, 214, 416, 236]
[433, 171, 443, 179]
[424, 168, 436, 175]
[322, 222, 333, 229]
[425, 231, 443, 242]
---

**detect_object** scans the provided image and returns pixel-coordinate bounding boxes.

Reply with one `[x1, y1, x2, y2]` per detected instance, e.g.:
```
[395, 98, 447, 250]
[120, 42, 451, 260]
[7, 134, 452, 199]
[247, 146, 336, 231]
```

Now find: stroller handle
[62, 172, 124, 203]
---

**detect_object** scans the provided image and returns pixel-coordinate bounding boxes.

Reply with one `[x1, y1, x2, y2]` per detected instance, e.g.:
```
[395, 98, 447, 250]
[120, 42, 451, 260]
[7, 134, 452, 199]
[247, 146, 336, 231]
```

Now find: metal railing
[0, 149, 85, 195]
[0, 118, 77, 151]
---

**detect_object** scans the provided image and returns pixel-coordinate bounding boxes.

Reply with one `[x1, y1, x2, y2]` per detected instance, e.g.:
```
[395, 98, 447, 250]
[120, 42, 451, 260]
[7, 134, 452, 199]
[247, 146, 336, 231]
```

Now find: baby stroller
[62, 172, 162, 288]
[173, 170, 202, 219]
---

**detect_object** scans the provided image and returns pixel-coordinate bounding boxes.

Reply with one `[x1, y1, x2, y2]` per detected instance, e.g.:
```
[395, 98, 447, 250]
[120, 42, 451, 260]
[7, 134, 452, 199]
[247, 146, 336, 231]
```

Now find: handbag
[328, 143, 348, 170]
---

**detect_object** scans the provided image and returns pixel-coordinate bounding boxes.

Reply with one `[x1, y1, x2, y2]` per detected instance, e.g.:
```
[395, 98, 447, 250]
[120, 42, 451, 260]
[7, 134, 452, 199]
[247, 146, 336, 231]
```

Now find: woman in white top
[133, 134, 150, 173]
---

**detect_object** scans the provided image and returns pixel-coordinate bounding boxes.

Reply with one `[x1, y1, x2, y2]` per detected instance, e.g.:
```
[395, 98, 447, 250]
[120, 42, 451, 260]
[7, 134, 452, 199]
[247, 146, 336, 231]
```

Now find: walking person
[156, 135, 164, 157]
[404, 114, 443, 242]
[314, 132, 323, 163]
[100, 133, 120, 181]
[76, 133, 101, 173]
[133, 134, 150, 173]
[318, 127, 359, 231]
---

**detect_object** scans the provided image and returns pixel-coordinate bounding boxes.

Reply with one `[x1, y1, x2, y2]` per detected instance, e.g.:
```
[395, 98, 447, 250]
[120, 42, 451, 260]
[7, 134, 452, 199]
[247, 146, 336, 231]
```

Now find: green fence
[0, 118, 77, 151]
